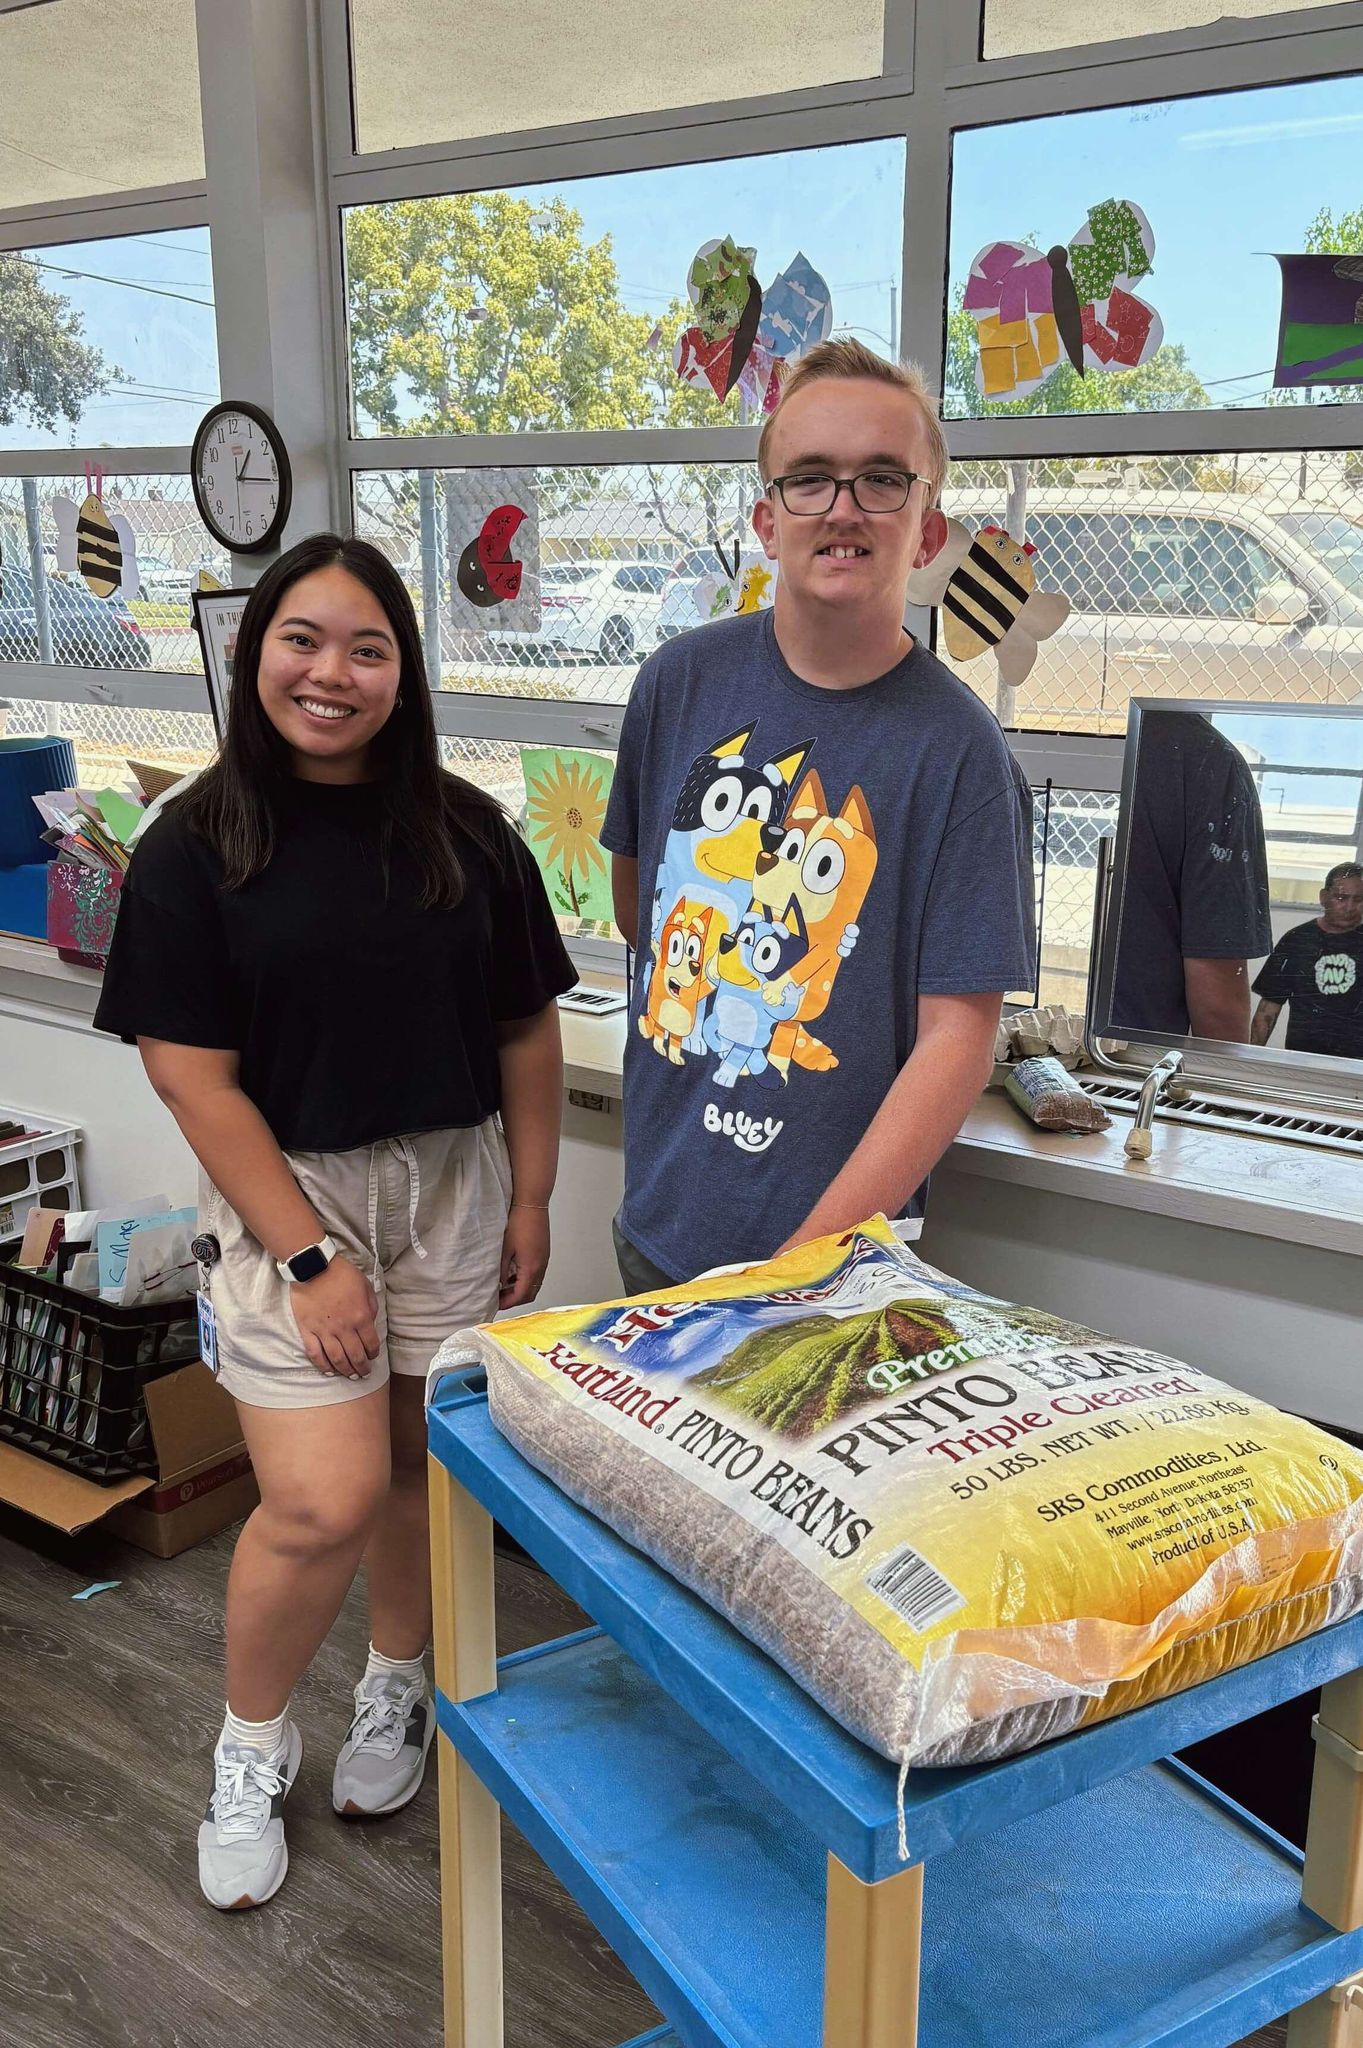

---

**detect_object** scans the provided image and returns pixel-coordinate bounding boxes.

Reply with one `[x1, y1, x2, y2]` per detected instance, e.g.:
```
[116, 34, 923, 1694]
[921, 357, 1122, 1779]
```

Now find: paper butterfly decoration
[907, 521, 1069, 689]
[964, 198, 1163, 403]
[693, 542, 778, 625]
[674, 241, 833, 414]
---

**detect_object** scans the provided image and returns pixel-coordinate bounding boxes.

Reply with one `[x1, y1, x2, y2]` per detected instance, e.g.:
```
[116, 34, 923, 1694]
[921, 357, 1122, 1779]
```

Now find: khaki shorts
[201, 1121, 512, 1409]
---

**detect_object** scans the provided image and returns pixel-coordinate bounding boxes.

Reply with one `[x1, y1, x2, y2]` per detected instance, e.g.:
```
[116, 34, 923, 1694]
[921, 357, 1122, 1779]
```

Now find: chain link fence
[0, 473, 217, 677]
[941, 451, 1363, 734]
[354, 462, 763, 705]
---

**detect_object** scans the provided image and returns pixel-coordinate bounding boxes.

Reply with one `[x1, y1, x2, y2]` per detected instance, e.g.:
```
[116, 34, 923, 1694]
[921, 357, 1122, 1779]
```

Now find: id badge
[197, 1289, 220, 1379]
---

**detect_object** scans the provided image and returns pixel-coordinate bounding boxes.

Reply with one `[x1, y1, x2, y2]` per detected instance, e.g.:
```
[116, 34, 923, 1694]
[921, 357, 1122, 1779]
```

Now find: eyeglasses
[767, 469, 924, 516]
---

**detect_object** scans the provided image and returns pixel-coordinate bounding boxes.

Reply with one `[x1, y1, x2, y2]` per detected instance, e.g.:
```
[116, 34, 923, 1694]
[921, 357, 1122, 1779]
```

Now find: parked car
[488, 559, 672, 664]
[136, 551, 232, 603]
[941, 489, 1363, 730]
[656, 547, 720, 643]
[0, 564, 152, 668]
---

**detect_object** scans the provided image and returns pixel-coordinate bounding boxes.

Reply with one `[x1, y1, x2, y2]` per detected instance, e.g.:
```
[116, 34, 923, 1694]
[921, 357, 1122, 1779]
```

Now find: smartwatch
[276, 1234, 339, 1284]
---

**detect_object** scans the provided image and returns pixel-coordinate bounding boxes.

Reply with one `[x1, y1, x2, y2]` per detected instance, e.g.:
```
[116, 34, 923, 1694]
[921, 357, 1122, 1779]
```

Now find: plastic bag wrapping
[436, 1217, 1363, 1776]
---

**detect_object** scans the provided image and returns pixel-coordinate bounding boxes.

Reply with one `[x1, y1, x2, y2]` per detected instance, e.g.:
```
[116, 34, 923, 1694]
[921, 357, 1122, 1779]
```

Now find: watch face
[193, 405, 289, 552]
[287, 1244, 329, 1283]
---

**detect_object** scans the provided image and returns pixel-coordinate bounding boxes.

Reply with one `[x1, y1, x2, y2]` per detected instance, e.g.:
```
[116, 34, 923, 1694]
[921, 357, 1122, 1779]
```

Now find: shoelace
[348, 1684, 421, 1759]
[213, 1747, 288, 1840]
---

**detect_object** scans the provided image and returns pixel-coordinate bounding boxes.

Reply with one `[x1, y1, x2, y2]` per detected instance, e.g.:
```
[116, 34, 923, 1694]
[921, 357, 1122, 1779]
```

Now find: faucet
[1124, 1050, 1186, 1160]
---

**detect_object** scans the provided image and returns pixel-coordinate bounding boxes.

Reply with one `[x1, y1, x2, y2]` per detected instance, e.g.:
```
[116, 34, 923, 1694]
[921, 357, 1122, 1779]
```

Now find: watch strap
[276, 1233, 339, 1284]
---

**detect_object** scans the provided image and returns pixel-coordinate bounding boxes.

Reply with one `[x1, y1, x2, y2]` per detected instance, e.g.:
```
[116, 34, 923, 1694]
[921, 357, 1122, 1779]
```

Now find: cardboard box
[0, 1359, 255, 1557]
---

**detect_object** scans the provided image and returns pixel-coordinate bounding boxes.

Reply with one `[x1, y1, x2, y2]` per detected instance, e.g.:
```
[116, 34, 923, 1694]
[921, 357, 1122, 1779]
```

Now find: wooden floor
[0, 1499, 1289, 2048]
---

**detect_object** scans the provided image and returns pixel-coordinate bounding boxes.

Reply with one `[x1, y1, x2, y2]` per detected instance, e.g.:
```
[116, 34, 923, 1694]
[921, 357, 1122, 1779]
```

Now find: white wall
[2, 1003, 197, 1209]
[919, 1165, 1363, 1435]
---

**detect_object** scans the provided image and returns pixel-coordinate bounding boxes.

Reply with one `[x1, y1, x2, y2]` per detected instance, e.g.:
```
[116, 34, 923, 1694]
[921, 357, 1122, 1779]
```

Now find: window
[940, 452, 1363, 734]
[0, 0, 201, 209]
[0, 474, 212, 673]
[1, 699, 215, 789]
[347, 0, 889, 153]
[353, 459, 762, 698]
[0, 229, 217, 452]
[1032, 786, 1121, 1011]
[1121, 515, 1284, 619]
[343, 138, 904, 435]
[1275, 514, 1363, 600]
[946, 75, 1363, 419]
[983, 0, 1359, 60]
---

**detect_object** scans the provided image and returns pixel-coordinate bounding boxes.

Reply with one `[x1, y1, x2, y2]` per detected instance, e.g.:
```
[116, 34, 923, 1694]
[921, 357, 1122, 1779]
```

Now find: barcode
[866, 1543, 965, 1633]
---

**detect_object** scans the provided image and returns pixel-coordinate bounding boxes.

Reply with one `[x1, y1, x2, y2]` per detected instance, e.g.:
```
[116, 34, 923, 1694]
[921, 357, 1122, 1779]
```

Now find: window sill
[0, 932, 102, 1020]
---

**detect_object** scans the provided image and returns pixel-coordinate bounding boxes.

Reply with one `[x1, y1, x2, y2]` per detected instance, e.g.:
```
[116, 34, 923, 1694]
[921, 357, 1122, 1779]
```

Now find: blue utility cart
[427, 1368, 1363, 2048]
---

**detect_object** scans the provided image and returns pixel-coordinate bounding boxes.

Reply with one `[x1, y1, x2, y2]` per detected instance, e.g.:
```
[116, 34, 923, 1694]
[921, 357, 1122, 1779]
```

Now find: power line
[24, 255, 213, 309]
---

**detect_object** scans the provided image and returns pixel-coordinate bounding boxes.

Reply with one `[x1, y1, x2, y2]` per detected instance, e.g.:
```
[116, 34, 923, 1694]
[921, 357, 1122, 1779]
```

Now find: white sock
[221, 1704, 289, 1756]
[365, 1641, 427, 1689]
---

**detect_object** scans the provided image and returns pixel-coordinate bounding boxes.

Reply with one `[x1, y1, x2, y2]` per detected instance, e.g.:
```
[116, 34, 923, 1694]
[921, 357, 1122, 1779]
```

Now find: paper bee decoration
[76, 477, 122, 598]
[907, 522, 1070, 688]
[54, 468, 141, 601]
[964, 198, 1162, 403]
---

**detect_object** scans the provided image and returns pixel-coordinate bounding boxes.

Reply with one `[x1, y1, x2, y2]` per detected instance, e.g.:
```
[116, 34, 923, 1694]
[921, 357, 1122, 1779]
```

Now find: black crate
[0, 1261, 201, 1483]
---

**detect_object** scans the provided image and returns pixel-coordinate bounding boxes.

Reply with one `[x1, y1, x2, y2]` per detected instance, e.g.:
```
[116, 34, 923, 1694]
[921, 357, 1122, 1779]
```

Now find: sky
[1216, 709, 1363, 816]
[4, 68, 1361, 451]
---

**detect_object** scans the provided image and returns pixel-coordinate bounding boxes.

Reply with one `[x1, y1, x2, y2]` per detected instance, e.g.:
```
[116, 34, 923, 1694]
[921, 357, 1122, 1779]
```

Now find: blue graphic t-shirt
[601, 609, 1036, 1280]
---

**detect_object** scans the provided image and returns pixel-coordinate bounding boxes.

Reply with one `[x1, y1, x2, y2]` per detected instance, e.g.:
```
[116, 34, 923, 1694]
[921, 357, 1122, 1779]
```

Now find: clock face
[192, 404, 291, 553]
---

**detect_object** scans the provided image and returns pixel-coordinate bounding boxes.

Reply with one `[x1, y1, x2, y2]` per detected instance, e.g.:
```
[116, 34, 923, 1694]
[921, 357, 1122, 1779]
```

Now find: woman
[95, 534, 575, 1910]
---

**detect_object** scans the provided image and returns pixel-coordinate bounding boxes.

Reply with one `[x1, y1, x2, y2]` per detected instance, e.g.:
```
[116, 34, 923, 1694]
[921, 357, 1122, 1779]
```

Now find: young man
[1251, 862, 1363, 1058]
[603, 339, 1035, 1290]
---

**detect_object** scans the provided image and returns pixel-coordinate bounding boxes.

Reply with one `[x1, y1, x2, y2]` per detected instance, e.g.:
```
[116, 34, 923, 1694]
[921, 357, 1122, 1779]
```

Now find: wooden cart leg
[1288, 1672, 1363, 2048]
[428, 1450, 503, 2048]
[822, 1853, 923, 2048]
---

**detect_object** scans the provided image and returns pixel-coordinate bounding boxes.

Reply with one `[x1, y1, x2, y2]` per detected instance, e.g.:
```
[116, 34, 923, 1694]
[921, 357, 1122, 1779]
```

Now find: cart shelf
[427, 1367, 1363, 2048]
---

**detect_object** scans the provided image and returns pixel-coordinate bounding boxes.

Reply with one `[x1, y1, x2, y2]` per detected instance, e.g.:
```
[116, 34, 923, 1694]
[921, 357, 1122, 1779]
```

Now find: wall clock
[191, 401, 292, 554]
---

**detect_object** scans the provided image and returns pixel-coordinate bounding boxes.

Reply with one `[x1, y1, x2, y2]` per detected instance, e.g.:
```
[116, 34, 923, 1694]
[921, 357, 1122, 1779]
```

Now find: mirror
[1254, 580, 1311, 629]
[1093, 699, 1363, 1076]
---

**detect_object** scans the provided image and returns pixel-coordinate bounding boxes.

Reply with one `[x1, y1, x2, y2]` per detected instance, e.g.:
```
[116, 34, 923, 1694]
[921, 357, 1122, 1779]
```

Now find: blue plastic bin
[0, 736, 78, 868]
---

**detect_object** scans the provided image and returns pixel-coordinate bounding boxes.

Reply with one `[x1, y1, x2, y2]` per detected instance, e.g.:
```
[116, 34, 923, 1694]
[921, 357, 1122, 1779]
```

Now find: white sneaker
[332, 1670, 434, 1818]
[198, 1723, 304, 1911]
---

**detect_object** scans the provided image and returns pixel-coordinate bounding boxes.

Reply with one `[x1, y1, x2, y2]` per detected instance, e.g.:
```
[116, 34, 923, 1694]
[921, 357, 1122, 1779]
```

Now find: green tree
[1304, 205, 1363, 255]
[345, 193, 732, 435]
[0, 253, 114, 431]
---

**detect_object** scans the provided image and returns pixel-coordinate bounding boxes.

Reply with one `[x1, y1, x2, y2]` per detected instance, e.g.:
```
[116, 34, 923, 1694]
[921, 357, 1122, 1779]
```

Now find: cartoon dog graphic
[652, 725, 812, 943]
[703, 902, 810, 1089]
[751, 771, 879, 1076]
[639, 902, 714, 1065]
[651, 725, 811, 1050]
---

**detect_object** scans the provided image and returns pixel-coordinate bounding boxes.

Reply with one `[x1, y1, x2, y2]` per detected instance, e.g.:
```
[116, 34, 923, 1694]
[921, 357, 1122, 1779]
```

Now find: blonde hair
[756, 338, 949, 506]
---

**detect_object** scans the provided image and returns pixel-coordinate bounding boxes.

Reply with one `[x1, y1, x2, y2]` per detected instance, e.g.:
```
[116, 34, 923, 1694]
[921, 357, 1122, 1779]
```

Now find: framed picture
[191, 589, 251, 737]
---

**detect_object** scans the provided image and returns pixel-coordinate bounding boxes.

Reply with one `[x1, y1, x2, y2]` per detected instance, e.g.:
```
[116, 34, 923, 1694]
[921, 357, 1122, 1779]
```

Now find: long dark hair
[174, 533, 502, 904]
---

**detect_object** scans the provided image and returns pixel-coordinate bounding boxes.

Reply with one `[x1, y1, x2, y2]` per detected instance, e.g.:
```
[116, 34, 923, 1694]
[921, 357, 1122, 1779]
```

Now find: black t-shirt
[1111, 712, 1272, 1037]
[1252, 920, 1363, 1059]
[93, 776, 577, 1150]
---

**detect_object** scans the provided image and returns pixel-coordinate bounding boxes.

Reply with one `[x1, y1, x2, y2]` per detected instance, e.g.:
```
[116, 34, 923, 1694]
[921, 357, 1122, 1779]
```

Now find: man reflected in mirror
[1250, 863, 1363, 1059]
[1113, 709, 1272, 1045]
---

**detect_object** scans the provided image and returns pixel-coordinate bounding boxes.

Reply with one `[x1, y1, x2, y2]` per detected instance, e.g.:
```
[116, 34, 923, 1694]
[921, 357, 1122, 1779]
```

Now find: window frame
[316, 0, 1363, 976]
[6, 0, 1362, 992]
